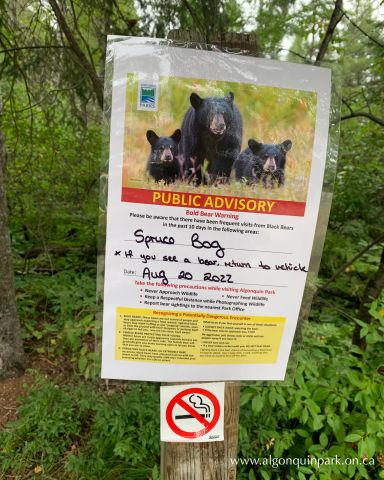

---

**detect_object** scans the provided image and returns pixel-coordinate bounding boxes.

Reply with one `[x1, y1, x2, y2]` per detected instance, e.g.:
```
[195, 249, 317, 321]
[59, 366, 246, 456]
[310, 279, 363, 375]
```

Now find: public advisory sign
[101, 37, 332, 382]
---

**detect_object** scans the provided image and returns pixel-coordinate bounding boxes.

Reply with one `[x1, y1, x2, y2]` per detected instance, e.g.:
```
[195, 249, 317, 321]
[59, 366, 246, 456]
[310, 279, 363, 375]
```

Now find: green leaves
[344, 434, 362, 442]
[327, 413, 345, 443]
[1, 1, 383, 480]
[238, 309, 384, 480]
[252, 394, 265, 414]
[269, 390, 286, 408]
[358, 436, 377, 459]
[16, 271, 98, 377]
[313, 387, 329, 402]
[240, 391, 254, 406]
[248, 468, 257, 480]
[305, 398, 321, 416]
[346, 369, 362, 388]
[319, 432, 328, 447]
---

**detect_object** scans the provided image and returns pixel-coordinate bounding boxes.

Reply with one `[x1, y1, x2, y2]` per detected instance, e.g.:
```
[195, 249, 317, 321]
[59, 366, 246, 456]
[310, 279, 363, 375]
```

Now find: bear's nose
[264, 157, 277, 171]
[217, 123, 225, 130]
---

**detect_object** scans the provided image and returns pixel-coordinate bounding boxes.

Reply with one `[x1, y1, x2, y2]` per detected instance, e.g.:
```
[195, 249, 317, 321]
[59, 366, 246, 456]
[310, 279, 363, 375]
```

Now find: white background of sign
[101, 37, 332, 381]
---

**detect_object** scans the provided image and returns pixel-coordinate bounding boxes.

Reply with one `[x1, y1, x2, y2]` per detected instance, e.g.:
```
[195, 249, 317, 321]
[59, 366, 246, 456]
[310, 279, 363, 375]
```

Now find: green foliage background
[0, 0, 383, 479]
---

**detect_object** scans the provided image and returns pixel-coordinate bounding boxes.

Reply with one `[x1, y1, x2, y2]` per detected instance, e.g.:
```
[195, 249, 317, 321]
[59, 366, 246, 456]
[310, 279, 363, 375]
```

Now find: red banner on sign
[121, 187, 306, 216]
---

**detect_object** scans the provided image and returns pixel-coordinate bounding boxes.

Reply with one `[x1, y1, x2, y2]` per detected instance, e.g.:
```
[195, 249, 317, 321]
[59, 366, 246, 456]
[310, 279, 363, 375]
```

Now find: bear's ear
[248, 139, 262, 153]
[281, 140, 292, 152]
[226, 92, 234, 104]
[146, 130, 159, 146]
[171, 129, 181, 144]
[190, 93, 203, 109]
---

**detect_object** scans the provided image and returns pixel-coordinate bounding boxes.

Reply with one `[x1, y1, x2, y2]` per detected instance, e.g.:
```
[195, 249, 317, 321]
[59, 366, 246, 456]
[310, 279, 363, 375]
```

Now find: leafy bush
[2, 298, 383, 479]
[237, 301, 384, 480]
[0, 378, 160, 480]
[15, 271, 100, 378]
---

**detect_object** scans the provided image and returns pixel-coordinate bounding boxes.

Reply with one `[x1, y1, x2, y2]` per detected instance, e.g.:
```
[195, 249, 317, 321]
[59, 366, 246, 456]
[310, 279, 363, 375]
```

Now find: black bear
[233, 139, 292, 187]
[146, 129, 181, 184]
[179, 92, 243, 184]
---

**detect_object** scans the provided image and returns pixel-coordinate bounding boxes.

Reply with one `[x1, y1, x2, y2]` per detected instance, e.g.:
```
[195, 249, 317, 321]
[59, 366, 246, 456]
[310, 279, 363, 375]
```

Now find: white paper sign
[100, 37, 332, 382]
[160, 383, 225, 443]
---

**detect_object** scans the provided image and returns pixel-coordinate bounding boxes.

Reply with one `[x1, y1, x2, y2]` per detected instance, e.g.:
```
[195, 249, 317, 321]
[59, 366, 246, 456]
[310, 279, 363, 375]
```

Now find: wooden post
[161, 382, 240, 480]
[160, 31, 259, 480]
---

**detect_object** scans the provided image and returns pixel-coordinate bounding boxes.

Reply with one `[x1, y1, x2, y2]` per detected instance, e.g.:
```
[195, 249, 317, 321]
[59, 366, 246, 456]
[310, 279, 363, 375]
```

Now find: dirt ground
[0, 354, 66, 430]
[0, 372, 32, 429]
[0, 354, 127, 431]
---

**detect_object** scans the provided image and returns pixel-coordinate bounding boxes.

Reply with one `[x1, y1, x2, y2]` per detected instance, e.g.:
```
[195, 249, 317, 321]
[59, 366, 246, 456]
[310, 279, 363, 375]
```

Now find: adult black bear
[180, 92, 242, 184]
[146, 129, 181, 184]
[233, 139, 292, 187]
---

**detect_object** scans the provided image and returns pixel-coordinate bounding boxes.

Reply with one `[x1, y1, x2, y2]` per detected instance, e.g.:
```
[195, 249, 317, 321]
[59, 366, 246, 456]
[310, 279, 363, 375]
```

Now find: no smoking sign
[160, 383, 225, 442]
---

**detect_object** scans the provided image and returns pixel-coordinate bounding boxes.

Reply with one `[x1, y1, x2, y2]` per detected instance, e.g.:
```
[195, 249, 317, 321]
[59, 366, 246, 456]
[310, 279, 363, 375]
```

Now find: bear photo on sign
[180, 92, 243, 185]
[233, 139, 293, 188]
[146, 129, 182, 184]
[122, 73, 316, 204]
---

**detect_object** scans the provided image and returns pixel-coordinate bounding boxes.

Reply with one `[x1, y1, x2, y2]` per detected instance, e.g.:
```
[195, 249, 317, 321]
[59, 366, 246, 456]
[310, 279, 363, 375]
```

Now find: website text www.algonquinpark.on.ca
[230, 455, 376, 469]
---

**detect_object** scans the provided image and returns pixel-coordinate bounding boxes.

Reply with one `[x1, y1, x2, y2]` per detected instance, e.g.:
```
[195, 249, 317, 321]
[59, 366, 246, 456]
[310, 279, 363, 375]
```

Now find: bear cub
[146, 129, 181, 184]
[233, 139, 292, 187]
[180, 92, 242, 184]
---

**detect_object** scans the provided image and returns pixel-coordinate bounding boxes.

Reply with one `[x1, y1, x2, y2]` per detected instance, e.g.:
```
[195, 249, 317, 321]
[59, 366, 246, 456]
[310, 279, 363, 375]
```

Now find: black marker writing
[140, 253, 156, 263]
[134, 229, 175, 249]
[142, 267, 169, 285]
[275, 262, 308, 272]
[259, 260, 270, 270]
[191, 233, 225, 258]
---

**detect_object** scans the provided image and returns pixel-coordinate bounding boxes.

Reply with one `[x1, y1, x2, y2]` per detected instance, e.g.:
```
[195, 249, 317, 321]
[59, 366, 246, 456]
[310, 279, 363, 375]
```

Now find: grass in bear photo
[122, 73, 317, 203]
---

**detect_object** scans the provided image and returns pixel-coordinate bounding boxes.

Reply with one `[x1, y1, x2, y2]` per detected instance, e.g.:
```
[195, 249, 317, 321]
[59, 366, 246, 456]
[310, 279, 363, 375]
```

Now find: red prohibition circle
[165, 387, 221, 439]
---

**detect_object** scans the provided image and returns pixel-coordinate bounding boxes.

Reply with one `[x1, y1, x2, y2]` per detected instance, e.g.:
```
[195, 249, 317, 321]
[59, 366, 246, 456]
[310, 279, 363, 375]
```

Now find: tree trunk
[0, 98, 25, 379]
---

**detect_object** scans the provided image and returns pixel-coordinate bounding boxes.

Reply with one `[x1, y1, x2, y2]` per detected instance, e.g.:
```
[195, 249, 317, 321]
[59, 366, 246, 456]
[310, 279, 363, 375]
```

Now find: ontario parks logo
[138, 82, 158, 111]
